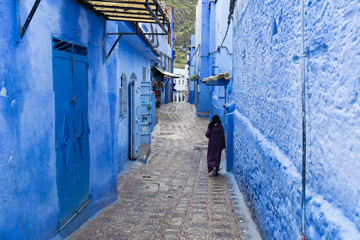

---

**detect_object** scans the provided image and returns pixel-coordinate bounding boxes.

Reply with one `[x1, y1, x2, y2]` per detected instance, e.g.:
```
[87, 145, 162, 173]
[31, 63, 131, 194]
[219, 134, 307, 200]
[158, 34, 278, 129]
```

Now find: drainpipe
[224, 101, 235, 172]
[208, 0, 217, 10]
[300, 0, 307, 238]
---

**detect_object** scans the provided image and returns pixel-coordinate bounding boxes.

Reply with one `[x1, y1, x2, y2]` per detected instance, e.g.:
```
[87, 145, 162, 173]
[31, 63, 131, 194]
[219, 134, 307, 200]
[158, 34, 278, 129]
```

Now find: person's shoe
[212, 167, 217, 177]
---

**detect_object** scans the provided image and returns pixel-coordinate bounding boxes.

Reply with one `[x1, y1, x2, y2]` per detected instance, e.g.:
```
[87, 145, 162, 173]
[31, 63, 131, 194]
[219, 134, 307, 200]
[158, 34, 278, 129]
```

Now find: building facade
[188, 35, 197, 104]
[190, 0, 360, 239]
[173, 67, 189, 102]
[0, 0, 173, 239]
[145, 5, 176, 107]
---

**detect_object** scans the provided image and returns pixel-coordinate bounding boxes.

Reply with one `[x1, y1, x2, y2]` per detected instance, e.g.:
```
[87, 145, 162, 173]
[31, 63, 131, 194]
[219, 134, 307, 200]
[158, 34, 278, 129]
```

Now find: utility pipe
[208, 0, 217, 10]
[300, 0, 307, 238]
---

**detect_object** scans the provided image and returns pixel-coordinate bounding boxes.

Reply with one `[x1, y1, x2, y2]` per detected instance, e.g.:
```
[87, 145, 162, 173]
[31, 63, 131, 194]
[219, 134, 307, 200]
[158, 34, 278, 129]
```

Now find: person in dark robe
[206, 115, 225, 176]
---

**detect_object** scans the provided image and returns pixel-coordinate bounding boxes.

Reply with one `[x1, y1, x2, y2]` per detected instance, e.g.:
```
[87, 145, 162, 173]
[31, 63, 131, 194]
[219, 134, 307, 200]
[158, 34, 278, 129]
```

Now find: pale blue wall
[208, 0, 233, 123]
[189, 35, 197, 104]
[231, 0, 360, 239]
[194, 0, 210, 117]
[0, 1, 157, 239]
[109, 21, 156, 172]
[193, 0, 233, 119]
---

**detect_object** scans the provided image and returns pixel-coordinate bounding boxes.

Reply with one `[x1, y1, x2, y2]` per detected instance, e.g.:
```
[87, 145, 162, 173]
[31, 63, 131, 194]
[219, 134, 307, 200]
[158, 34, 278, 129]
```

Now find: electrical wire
[219, 23, 230, 48]
[219, 0, 235, 49]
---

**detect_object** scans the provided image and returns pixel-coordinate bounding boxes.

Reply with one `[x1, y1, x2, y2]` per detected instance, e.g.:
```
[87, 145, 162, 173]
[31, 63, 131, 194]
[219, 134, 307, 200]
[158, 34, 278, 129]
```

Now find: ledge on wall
[202, 72, 231, 86]
[190, 74, 200, 81]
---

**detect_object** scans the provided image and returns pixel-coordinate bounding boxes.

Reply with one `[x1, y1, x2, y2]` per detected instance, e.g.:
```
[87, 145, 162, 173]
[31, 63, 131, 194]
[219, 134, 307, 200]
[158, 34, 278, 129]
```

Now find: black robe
[205, 124, 225, 173]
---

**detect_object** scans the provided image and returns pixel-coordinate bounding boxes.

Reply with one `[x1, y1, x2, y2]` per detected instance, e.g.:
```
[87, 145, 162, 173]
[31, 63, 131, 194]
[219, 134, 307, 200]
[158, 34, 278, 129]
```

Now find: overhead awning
[153, 66, 180, 79]
[76, 0, 170, 33]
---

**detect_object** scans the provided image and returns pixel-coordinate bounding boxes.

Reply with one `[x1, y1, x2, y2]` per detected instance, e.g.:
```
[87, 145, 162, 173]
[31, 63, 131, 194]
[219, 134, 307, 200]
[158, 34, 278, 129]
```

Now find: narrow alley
[69, 102, 260, 240]
[1, 0, 359, 239]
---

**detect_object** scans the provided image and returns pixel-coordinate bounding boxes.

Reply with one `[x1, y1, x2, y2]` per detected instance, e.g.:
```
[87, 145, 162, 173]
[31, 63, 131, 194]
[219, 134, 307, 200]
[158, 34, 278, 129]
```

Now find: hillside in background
[165, 0, 197, 68]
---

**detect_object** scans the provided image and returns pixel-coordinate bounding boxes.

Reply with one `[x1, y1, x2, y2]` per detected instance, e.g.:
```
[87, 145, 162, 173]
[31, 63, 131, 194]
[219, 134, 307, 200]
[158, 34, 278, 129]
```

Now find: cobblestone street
[69, 103, 261, 240]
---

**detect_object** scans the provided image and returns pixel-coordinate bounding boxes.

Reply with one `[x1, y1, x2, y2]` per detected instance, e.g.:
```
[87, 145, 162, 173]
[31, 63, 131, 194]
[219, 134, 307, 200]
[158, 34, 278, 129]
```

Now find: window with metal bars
[143, 67, 147, 81]
[119, 73, 128, 117]
[53, 38, 88, 56]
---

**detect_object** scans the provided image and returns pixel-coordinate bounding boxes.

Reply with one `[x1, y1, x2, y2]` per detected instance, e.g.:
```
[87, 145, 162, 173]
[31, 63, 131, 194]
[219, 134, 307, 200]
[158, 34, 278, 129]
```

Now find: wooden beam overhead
[107, 17, 157, 23]
[88, 1, 156, 10]
[93, 7, 150, 14]
[76, 0, 169, 32]
[103, 12, 164, 20]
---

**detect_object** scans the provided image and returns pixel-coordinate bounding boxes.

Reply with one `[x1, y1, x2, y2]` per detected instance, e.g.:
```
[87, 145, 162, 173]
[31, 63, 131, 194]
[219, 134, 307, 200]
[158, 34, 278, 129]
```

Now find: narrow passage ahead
[69, 102, 260, 240]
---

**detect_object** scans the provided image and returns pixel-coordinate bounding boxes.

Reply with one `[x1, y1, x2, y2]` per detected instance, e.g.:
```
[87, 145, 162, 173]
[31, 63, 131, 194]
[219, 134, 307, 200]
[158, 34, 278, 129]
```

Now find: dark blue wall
[0, 1, 157, 239]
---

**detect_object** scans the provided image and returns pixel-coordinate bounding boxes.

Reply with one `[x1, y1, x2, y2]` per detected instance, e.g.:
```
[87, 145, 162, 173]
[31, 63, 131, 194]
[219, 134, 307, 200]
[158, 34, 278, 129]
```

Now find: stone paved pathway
[69, 103, 261, 240]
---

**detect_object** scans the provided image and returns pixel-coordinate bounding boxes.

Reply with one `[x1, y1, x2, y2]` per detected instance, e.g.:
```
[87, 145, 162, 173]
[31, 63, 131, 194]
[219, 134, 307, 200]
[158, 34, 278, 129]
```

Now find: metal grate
[143, 67, 147, 81]
[119, 73, 128, 117]
[53, 38, 88, 56]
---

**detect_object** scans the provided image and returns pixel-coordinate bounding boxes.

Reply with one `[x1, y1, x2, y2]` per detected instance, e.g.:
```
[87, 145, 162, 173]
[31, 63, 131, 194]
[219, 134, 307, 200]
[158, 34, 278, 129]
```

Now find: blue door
[73, 59, 90, 210]
[54, 54, 76, 226]
[130, 73, 141, 159]
[53, 39, 90, 229]
[140, 81, 152, 145]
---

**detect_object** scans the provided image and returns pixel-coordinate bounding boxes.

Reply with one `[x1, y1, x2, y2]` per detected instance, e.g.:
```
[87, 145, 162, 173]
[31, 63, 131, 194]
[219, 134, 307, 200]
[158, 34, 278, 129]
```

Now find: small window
[119, 73, 128, 117]
[143, 67, 147, 81]
[53, 38, 88, 56]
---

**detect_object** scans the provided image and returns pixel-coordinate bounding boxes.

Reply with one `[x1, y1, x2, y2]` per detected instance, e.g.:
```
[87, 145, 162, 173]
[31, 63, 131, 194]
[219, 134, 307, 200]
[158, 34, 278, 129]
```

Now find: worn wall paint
[0, 0, 157, 239]
[232, 0, 360, 239]
[305, 1, 360, 238]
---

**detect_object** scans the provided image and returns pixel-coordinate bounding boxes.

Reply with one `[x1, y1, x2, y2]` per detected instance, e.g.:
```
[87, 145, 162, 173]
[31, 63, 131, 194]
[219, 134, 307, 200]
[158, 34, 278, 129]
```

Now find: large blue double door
[53, 51, 90, 229]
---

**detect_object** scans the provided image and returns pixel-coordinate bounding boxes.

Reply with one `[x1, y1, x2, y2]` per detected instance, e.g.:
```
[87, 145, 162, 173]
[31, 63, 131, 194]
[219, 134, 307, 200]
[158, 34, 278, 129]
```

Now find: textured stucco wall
[0, 1, 156, 239]
[305, 1, 360, 238]
[231, 0, 360, 239]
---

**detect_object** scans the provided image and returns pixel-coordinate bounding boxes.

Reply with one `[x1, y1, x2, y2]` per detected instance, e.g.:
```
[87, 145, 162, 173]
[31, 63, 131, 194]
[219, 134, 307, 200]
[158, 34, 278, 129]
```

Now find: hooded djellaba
[205, 115, 226, 177]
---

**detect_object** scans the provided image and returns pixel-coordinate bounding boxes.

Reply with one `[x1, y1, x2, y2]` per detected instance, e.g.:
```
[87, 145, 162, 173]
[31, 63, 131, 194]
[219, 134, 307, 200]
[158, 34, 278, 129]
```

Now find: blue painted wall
[231, 0, 360, 239]
[192, 0, 233, 119]
[151, 91, 156, 134]
[208, 0, 233, 123]
[195, 0, 210, 117]
[110, 21, 157, 170]
[188, 35, 197, 104]
[0, 1, 158, 239]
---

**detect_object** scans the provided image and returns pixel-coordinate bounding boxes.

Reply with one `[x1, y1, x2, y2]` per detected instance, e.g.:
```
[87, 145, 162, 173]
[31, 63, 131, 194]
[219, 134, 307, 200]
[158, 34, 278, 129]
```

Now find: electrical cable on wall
[219, 0, 236, 48]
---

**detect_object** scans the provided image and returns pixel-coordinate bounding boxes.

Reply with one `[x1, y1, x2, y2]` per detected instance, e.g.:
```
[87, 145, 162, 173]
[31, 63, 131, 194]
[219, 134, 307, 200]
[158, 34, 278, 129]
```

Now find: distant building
[173, 67, 189, 102]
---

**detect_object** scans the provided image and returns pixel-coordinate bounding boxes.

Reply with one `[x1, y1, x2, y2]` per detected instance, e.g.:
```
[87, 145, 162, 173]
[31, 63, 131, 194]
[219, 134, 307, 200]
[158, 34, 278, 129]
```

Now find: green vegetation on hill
[165, 0, 197, 68]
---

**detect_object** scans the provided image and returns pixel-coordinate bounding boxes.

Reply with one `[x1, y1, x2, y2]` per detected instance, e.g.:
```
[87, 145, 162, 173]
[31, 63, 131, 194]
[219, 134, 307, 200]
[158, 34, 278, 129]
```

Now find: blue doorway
[129, 73, 141, 159]
[53, 38, 90, 230]
[140, 81, 152, 145]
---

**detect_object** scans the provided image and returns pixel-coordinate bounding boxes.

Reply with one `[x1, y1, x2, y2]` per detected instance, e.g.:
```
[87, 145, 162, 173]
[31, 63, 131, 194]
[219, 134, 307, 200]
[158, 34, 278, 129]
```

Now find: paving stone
[69, 103, 259, 240]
